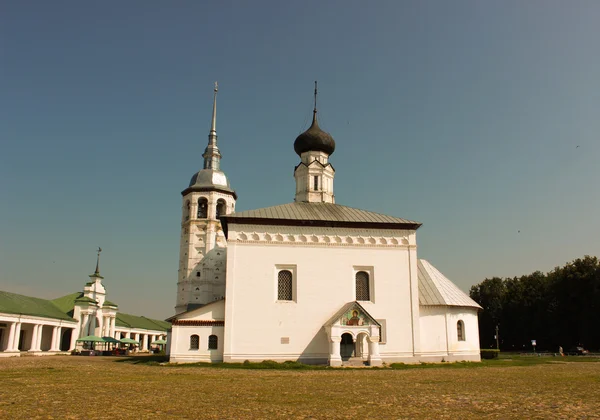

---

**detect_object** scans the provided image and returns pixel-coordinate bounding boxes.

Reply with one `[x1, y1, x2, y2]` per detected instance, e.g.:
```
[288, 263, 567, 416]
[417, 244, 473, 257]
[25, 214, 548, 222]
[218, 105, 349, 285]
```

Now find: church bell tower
[293, 82, 336, 203]
[175, 83, 237, 314]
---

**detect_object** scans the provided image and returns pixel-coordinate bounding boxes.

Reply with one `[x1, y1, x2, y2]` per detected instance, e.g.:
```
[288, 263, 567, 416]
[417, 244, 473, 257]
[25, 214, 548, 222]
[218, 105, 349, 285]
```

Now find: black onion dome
[294, 112, 336, 156]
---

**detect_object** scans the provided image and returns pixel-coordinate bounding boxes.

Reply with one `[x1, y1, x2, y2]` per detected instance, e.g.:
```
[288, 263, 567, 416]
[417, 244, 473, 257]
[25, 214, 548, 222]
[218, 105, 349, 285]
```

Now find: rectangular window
[276, 265, 297, 302]
[313, 176, 319, 191]
[281, 337, 290, 344]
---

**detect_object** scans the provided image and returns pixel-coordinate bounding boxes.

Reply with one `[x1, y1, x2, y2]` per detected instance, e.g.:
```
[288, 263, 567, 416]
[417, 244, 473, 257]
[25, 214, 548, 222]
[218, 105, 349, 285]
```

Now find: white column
[89, 315, 97, 336]
[57, 326, 63, 351]
[5, 322, 17, 352]
[141, 334, 147, 351]
[81, 314, 89, 337]
[12, 322, 22, 351]
[368, 336, 382, 367]
[4, 322, 18, 352]
[50, 326, 58, 351]
[109, 317, 116, 338]
[28, 325, 37, 351]
[329, 337, 342, 367]
[68, 328, 77, 351]
[35, 325, 43, 351]
[29, 324, 42, 352]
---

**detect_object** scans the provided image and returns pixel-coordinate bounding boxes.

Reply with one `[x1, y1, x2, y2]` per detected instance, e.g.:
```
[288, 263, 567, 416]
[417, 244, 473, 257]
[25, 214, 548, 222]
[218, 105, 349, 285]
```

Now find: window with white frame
[457, 320, 465, 341]
[190, 334, 199, 350]
[353, 267, 374, 302]
[275, 266, 296, 302]
[278, 270, 293, 301]
[355, 271, 370, 301]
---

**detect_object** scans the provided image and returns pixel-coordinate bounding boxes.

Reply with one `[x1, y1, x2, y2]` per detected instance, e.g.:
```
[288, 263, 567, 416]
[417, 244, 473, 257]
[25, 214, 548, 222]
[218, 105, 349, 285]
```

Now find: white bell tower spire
[175, 82, 237, 314]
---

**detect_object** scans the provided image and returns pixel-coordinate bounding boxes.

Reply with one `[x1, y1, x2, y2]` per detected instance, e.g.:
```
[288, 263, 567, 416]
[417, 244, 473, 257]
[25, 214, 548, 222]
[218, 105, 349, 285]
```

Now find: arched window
[208, 335, 218, 350]
[197, 197, 208, 218]
[355, 271, 370, 301]
[184, 200, 190, 221]
[278, 270, 293, 301]
[216, 199, 227, 218]
[457, 320, 465, 341]
[190, 334, 199, 350]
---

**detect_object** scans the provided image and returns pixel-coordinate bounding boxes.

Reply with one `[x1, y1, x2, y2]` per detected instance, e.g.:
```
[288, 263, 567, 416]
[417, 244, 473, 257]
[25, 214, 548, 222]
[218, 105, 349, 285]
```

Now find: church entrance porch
[324, 302, 383, 367]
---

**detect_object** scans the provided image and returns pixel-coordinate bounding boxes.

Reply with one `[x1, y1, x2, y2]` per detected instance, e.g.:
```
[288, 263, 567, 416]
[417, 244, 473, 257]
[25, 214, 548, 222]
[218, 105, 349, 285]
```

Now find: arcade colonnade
[0, 315, 78, 355]
[0, 315, 168, 356]
[113, 329, 167, 351]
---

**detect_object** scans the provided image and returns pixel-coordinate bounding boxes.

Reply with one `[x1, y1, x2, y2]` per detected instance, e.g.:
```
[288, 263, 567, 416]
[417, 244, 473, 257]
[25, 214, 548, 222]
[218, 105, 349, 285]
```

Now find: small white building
[167, 84, 481, 365]
[0, 254, 169, 357]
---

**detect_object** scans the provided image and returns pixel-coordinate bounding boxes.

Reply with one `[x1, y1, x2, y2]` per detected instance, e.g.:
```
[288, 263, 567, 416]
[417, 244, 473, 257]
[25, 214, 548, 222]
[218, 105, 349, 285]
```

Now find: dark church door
[340, 333, 354, 361]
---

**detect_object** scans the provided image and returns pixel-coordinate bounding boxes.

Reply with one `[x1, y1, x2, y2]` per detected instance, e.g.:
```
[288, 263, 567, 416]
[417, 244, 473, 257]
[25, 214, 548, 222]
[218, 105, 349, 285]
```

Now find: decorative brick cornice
[229, 226, 415, 248]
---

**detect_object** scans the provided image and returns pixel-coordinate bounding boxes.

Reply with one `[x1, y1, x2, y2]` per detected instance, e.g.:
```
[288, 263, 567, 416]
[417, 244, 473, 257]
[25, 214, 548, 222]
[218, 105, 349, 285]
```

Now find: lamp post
[495, 324, 500, 351]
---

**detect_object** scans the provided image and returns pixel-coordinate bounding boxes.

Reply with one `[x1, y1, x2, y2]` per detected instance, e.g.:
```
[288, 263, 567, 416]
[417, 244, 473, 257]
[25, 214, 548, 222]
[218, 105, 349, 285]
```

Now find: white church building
[167, 83, 481, 366]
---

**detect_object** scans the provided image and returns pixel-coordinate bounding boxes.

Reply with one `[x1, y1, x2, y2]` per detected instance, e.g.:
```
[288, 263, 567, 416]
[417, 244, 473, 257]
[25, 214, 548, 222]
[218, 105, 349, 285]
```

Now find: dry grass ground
[1, 355, 600, 419]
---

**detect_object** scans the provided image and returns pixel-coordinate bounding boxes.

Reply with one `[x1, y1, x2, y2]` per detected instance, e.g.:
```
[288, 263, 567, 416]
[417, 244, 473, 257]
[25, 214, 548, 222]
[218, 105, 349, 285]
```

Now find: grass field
[1, 355, 599, 419]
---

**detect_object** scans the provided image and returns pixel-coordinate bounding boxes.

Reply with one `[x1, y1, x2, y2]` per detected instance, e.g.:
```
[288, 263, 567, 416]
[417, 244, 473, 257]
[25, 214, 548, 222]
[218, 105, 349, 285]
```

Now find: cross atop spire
[89, 247, 104, 279]
[203, 82, 222, 170]
[95, 247, 102, 275]
[210, 81, 218, 134]
[313, 81, 318, 115]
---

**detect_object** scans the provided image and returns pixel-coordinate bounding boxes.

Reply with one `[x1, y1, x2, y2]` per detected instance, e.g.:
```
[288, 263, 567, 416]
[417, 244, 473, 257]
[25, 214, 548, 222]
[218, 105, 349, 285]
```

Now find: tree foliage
[469, 255, 600, 351]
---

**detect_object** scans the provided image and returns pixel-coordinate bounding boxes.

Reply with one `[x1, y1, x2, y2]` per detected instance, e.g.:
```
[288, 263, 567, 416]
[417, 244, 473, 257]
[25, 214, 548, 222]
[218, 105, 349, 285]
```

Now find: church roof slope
[0, 290, 76, 321]
[417, 260, 481, 309]
[115, 312, 171, 332]
[221, 202, 421, 230]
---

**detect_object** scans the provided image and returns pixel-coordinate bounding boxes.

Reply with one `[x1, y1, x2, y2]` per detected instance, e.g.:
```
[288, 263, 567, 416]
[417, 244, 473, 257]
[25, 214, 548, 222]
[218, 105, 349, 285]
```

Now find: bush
[481, 349, 500, 359]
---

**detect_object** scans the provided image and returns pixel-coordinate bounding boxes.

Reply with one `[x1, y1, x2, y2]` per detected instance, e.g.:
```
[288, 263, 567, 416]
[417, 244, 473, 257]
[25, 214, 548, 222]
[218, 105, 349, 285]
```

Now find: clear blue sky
[1, 1, 598, 319]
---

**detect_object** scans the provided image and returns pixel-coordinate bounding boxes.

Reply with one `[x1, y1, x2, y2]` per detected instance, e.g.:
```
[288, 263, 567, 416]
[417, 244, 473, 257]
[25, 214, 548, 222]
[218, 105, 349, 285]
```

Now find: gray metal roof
[418, 259, 481, 309]
[222, 202, 421, 229]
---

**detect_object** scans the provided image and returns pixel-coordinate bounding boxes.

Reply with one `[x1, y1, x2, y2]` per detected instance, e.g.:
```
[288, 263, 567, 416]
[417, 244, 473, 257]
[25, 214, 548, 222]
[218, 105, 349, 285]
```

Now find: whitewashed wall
[223, 224, 420, 364]
[168, 300, 225, 363]
[419, 306, 480, 362]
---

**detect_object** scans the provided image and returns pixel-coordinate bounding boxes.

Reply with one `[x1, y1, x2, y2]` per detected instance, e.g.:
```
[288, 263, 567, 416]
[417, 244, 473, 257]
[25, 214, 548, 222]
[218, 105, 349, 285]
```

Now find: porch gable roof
[324, 301, 381, 327]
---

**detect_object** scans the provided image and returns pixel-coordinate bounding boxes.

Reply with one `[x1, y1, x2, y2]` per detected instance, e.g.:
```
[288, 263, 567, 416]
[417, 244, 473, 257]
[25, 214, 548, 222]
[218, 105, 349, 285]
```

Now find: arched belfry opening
[216, 199, 227, 218]
[198, 197, 208, 219]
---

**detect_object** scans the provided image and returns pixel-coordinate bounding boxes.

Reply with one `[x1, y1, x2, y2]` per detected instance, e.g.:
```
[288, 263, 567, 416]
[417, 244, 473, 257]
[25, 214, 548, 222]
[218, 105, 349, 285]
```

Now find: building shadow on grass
[114, 355, 168, 364]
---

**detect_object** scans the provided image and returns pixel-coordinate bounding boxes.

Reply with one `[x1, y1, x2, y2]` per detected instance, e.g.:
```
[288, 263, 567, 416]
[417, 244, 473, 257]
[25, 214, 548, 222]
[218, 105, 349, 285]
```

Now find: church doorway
[340, 333, 354, 361]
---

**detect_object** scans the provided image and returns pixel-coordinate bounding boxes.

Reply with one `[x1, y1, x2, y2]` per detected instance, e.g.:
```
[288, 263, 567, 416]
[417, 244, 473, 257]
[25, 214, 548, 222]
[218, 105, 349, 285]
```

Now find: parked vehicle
[569, 346, 589, 355]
